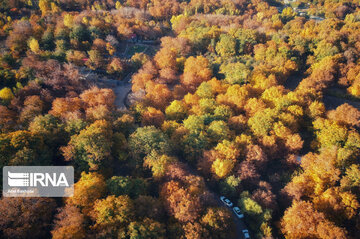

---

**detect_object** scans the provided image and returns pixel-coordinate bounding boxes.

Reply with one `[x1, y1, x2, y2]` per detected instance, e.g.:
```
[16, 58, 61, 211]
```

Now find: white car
[242, 229, 250, 239]
[220, 196, 233, 207]
[233, 207, 244, 218]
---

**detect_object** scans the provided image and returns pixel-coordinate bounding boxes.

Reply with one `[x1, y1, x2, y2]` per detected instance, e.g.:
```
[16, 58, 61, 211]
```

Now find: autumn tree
[145, 83, 172, 110]
[149, 0, 180, 19]
[141, 107, 165, 127]
[51, 205, 86, 239]
[0, 197, 56, 239]
[66, 172, 106, 215]
[182, 222, 210, 239]
[165, 100, 188, 121]
[0, 87, 14, 103]
[160, 180, 202, 222]
[0, 105, 16, 131]
[219, 62, 250, 85]
[127, 218, 166, 239]
[201, 207, 236, 238]
[49, 97, 82, 119]
[19, 95, 44, 125]
[28, 37, 40, 53]
[134, 195, 165, 220]
[143, 151, 176, 178]
[216, 34, 236, 57]
[6, 20, 33, 56]
[181, 56, 212, 91]
[281, 200, 347, 239]
[327, 103, 360, 127]
[90, 195, 135, 238]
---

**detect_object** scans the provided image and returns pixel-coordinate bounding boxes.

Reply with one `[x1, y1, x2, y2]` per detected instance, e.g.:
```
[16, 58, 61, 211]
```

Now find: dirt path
[114, 73, 132, 110]
[87, 41, 159, 110]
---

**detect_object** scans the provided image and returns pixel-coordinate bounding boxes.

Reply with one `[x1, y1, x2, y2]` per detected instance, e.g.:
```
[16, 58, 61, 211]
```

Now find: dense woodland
[1, 0, 360, 238]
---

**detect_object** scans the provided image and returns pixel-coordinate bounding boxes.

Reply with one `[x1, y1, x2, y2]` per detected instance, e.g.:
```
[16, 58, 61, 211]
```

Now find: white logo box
[3, 166, 74, 197]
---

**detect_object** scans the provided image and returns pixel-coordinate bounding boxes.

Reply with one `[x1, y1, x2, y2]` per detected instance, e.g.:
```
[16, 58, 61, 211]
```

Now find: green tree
[70, 25, 91, 43]
[216, 34, 237, 57]
[220, 62, 250, 85]
[61, 120, 113, 171]
[41, 30, 55, 51]
[196, 82, 214, 98]
[248, 109, 276, 136]
[199, 98, 217, 114]
[207, 120, 231, 142]
[182, 132, 209, 161]
[183, 115, 205, 134]
[29, 114, 65, 148]
[90, 195, 135, 238]
[313, 40, 339, 61]
[214, 105, 233, 121]
[106, 176, 148, 198]
[281, 7, 296, 22]
[341, 164, 360, 191]
[128, 218, 166, 239]
[86, 49, 105, 70]
[143, 151, 176, 178]
[129, 126, 171, 163]
[233, 28, 259, 54]
[238, 193, 271, 235]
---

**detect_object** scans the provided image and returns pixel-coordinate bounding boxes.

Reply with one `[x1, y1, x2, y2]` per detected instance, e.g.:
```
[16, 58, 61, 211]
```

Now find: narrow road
[184, 164, 248, 239]
[113, 81, 132, 110]
[107, 41, 158, 109]
[215, 194, 249, 239]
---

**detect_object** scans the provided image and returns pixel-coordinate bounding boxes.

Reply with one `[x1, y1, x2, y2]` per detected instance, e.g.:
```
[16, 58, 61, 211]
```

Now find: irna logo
[8, 171, 69, 187]
[3, 166, 74, 197]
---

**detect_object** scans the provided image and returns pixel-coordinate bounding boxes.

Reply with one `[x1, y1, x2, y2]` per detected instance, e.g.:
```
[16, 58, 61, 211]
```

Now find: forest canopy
[1, 0, 360, 238]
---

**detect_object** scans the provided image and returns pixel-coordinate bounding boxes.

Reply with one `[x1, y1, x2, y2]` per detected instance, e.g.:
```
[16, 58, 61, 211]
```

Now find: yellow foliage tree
[39, 0, 51, 16]
[66, 172, 106, 215]
[64, 14, 74, 28]
[211, 158, 235, 178]
[28, 38, 40, 53]
[0, 87, 14, 102]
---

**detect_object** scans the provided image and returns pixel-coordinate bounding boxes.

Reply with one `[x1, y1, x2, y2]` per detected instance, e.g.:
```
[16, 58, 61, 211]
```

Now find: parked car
[220, 196, 233, 207]
[233, 207, 244, 218]
[242, 229, 250, 239]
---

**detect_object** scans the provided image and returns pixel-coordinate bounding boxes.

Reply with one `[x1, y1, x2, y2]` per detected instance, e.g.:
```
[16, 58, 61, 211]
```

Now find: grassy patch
[127, 45, 147, 56]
